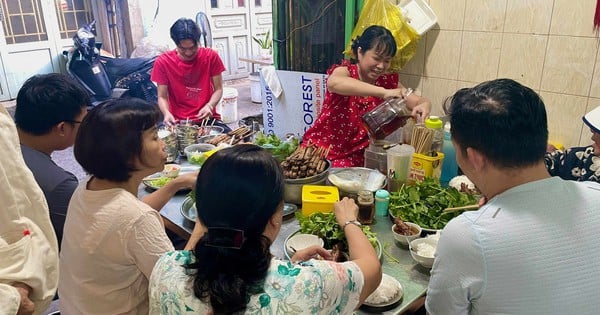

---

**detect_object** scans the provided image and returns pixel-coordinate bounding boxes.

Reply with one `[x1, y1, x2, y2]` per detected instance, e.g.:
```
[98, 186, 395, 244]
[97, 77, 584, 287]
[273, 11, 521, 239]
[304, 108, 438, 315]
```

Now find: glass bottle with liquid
[361, 98, 413, 140]
[357, 190, 375, 224]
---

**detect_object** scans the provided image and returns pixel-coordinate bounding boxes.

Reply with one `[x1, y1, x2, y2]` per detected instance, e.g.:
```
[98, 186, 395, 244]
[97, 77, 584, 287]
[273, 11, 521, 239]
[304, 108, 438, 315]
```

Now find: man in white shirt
[426, 78, 600, 314]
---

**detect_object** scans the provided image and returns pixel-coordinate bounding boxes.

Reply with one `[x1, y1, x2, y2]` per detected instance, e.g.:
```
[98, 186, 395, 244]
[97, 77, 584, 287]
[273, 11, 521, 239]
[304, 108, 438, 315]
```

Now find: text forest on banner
[261, 70, 327, 139]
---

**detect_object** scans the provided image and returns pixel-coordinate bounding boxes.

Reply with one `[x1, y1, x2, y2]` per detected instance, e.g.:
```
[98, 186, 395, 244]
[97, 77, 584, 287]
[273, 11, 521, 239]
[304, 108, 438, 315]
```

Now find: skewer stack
[281, 143, 331, 179]
[410, 125, 434, 154]
[197, 119, 217, 136]
[205, 126, 254, 146]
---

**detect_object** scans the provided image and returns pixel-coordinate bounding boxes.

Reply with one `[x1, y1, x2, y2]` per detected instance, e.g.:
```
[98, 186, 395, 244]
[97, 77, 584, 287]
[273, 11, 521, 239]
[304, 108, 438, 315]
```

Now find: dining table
[140, 175, 430, 314]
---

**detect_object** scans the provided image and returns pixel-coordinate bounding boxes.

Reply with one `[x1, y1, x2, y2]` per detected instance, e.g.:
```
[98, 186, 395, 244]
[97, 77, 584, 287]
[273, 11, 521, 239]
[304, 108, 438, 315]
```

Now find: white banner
[261, 70, 327, 139]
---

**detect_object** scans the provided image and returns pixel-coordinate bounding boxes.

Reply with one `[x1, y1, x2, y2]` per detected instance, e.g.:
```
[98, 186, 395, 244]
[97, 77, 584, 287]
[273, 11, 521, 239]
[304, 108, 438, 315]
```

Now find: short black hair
[170, 18, 201, 46]
[351, 25, 397, 60]
[446, 78, 548, 168]
[15, 73, 90, 135]
[74, 98, 160, 182]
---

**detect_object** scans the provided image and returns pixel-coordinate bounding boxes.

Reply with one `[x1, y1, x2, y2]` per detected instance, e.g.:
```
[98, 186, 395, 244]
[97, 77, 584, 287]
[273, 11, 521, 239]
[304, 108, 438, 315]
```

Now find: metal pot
[283, 160, 330, 205]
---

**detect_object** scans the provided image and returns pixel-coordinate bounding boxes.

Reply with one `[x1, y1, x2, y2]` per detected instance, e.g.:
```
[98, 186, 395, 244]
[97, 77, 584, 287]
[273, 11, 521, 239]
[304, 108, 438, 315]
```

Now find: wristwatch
[342, 220, 362, 230]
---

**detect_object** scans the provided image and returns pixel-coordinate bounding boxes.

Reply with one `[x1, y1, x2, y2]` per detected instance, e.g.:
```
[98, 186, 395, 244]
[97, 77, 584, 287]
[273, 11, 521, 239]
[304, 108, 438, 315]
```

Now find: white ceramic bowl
[162, 164, 181, 178]
[183, 143, 216, 161]
[285, 233, 324, 257]
[392, 222, 422, 246]
[409, 238, 437, 268]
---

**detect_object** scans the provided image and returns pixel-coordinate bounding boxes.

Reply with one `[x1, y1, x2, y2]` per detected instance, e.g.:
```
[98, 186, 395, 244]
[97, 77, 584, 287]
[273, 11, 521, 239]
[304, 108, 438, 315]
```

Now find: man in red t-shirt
[151, 18, 227, 128]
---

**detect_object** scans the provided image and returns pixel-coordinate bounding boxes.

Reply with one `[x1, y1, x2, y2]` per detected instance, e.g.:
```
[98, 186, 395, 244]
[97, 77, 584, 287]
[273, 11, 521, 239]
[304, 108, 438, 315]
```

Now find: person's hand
[478, 195, 488, 207]
[334, 197, 359, 228]
[546, 143, 558, 152]
[196, 105, 214, 121]
[410, 100, 431, 121]
[163, 111, 177, 126]
[171, 171, 199, 191]
[381, 88, 404, 100]
[13, 282, 34, 315]
[290, 245, 333, 263]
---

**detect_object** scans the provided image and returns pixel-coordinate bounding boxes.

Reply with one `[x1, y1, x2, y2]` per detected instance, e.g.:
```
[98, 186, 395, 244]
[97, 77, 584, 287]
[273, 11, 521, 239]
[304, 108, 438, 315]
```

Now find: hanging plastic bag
[343, 0, 420, 72]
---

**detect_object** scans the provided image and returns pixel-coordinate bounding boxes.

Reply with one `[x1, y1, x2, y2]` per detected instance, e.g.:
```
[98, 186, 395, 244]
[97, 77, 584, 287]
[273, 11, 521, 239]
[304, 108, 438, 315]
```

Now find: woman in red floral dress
[302, 25, 431, 167]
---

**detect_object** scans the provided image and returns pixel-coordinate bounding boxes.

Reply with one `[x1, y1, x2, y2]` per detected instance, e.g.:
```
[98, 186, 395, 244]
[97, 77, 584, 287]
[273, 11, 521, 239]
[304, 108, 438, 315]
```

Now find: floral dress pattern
[545, 146, 600, 182]
[302, 60, 399, 168]
[149, 251, 364, 315]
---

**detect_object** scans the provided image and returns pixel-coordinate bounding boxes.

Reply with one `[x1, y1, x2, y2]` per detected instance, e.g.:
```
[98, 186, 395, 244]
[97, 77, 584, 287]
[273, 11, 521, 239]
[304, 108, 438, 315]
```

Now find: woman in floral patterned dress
[302, 25, 431, 167]
[149, 144, 382, 314]
[545, 106, 600, 182]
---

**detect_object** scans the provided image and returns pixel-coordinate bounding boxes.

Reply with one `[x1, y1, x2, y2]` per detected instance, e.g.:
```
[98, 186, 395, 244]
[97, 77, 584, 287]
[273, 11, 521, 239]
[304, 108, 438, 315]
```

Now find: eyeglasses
[64, 120, 82, 124]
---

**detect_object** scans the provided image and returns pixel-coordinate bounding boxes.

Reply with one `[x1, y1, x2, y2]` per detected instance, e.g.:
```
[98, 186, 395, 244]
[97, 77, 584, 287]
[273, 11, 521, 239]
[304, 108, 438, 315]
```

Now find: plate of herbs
[388, 177, 478, 231]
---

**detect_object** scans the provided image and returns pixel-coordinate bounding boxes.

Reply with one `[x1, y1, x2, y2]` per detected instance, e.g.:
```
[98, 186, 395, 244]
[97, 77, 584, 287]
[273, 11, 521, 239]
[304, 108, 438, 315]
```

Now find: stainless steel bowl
[283, 160, 331, 205]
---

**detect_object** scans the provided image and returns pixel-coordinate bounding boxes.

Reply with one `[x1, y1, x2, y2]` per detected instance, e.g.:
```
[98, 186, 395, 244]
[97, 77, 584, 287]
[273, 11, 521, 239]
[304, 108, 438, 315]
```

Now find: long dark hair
[188, 144, 284, 314]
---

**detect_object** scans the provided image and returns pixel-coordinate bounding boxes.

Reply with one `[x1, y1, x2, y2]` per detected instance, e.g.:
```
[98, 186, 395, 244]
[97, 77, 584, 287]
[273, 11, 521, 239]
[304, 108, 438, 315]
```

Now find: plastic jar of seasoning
[357, 190, 375, 224]
[375, 189, 390, 217]
[425, 116, 444, 153]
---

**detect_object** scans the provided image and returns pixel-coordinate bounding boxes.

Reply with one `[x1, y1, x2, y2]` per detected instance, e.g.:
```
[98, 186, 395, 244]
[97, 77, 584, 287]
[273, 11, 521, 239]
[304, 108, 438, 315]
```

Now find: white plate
[327, 167, 386, 193]
[362, 274, 404, 309]
[142, 166, 200, 191]
[142, 173, 175, 190]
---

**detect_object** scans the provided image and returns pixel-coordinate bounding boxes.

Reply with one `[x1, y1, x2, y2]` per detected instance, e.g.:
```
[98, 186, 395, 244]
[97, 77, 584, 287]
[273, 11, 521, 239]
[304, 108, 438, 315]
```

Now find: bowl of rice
[409, 238, 437, 269]
[362, 273, 404, 311]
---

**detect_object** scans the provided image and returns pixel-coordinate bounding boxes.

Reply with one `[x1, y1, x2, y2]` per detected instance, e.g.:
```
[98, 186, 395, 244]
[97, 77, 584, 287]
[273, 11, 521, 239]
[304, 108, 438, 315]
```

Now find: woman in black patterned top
[545, 106, 600, 182]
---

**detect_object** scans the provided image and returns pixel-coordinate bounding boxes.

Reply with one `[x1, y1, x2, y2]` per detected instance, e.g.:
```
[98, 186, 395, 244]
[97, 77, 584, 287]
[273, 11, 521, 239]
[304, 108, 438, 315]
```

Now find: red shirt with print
[151, 48, 226, 121]
[302, 60, 399, 167]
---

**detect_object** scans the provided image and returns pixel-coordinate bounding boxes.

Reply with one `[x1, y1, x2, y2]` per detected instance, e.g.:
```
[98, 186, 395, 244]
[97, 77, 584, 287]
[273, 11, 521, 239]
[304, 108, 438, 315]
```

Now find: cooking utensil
[442, 204, 479, 213]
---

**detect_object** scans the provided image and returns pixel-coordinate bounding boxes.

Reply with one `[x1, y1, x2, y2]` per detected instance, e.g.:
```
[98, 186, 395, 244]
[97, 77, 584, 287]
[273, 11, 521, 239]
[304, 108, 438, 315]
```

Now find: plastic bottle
[425, 116, 443, 153]
[440, 122, 458, 186]
[375, 189, 390, 217]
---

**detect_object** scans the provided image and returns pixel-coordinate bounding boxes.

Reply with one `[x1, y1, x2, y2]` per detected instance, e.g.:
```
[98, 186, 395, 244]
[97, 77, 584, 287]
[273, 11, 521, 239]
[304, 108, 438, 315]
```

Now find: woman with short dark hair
[149, 144, 382, 314]
[59, 98, 203, 314]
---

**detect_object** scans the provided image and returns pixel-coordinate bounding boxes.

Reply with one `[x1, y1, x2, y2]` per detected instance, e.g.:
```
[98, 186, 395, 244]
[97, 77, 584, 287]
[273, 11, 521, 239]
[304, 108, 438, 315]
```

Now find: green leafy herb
[187, 190, 196, 203]
[146, 176, 173, 188]
[294, 212, 378, 251]
[188, 152, 207, 166]
[253, 132, 299, 161]
[388, 177, 478, 230]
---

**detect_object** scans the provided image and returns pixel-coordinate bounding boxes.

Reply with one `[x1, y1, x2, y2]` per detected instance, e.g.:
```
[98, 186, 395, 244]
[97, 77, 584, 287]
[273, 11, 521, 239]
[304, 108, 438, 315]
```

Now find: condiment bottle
[361, 98, 412, 140]
[374, 189, 390, 217]
[440, 122, 458, 187]
[357, 190, 375, 224]
[425, 116, 443, 153]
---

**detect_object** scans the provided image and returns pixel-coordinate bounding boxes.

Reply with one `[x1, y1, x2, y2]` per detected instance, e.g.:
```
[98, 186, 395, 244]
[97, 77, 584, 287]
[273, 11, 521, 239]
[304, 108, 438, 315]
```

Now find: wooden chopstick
[442, 204, 479, 213]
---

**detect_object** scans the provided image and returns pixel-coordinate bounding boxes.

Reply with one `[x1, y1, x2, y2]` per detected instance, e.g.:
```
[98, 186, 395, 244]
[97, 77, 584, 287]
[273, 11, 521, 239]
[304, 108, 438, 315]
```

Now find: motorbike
[63, 21, 158, 106]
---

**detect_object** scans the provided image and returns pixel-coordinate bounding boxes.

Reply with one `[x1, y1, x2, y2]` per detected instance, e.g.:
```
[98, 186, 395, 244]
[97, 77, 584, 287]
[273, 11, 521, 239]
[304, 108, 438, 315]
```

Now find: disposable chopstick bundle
[411, 125, 433, 154]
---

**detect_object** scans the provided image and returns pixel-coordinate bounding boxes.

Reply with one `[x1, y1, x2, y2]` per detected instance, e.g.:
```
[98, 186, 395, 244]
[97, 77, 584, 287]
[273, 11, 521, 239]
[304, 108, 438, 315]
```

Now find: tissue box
[301, 185, 340, 216]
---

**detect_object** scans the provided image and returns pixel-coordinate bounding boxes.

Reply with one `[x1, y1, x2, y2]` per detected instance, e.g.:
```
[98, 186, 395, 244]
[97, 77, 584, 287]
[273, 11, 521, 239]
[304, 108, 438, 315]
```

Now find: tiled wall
[398, 0, 600, 147]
